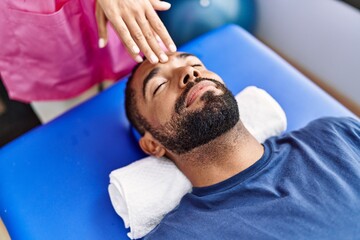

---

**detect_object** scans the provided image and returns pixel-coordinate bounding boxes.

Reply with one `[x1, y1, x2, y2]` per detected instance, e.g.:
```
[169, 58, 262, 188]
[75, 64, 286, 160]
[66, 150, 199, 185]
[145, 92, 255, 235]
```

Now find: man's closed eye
[153, 82, 167, 96]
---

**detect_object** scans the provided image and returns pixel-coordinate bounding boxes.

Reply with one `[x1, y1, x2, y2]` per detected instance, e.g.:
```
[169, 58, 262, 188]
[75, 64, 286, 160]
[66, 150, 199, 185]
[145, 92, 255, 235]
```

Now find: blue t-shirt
[144, 117, 360, 240]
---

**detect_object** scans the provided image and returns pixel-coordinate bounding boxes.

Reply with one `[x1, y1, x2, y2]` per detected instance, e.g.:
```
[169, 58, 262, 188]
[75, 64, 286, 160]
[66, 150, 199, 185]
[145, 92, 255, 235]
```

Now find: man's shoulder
[143, 204, 192, 240]
[309, 116, 359, 127]
[273, 116, 360, 153]
[299, 116, 359, 137]
[143, 192, 211, 240]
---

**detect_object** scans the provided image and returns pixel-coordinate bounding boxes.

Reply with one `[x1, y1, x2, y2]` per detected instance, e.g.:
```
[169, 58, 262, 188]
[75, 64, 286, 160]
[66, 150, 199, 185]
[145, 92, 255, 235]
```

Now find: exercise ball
[158, 0, 256, 46]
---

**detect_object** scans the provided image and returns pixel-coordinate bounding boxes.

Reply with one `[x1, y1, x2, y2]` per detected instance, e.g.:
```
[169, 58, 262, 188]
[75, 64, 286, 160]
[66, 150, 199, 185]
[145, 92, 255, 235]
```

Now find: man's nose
[179, 66, 201, 88]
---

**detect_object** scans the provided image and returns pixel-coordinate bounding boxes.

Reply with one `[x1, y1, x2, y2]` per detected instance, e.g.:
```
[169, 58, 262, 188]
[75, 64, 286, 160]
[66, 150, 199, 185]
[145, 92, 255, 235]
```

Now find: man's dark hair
[125, 63, 152, 136]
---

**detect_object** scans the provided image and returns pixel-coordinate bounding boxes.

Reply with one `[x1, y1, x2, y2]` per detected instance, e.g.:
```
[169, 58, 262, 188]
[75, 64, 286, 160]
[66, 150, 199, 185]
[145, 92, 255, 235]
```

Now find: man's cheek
[154, 98, 176, 124]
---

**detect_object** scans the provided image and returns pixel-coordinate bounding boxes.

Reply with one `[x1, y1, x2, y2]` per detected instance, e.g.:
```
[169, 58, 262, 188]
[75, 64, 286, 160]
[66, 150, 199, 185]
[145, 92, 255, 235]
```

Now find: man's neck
[169, 122, 264, 187]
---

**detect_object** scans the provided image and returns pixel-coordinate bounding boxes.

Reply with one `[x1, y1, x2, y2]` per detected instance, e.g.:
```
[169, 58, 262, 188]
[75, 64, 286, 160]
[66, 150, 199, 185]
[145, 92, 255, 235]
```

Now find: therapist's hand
[96, 0, 176, 64]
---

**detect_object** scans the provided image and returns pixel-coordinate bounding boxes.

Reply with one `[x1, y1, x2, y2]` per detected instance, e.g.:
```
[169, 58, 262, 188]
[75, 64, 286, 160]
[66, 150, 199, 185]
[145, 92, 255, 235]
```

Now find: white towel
[109, 86, 287, 239]
[109, 157, 191, 239]
[236, 86, 287, 143]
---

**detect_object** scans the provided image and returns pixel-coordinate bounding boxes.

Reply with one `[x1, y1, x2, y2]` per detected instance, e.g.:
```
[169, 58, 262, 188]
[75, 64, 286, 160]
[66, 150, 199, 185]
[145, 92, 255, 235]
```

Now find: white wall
[254, 0, 360, 109]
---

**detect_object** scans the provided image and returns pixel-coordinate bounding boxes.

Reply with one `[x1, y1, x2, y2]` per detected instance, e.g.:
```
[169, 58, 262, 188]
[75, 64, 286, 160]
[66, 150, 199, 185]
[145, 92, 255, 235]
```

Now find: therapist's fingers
[121, 0, 169, 63]
[148, 0, 177, 52]
[97, 0, 142, 62]
[145, 7, 177, 53]
[111, 17, 143, 63]
[95, 1, 108, 48]
[97, 0, 175, 64]
[136, 15, 169, 63]
[121, 15, 159, 64]
[150, 0, 172, 11]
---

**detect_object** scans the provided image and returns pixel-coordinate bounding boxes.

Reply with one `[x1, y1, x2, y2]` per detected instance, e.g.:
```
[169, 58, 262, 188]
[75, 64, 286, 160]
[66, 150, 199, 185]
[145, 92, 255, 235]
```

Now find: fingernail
[150, 54, 159, 64]
[135, 55, 143, 63]
[161, 2, 171, 8]
[98, 38, 106, 48]
[155, 34, 161, 42]
[169, 44, 177, 52]
[132, 45, 140, 54]
[160, 53, 168, 62]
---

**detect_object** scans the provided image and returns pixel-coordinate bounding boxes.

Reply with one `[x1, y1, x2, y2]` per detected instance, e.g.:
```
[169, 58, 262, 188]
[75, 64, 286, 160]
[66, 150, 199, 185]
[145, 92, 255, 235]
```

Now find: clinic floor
[0, 78, 41, 147]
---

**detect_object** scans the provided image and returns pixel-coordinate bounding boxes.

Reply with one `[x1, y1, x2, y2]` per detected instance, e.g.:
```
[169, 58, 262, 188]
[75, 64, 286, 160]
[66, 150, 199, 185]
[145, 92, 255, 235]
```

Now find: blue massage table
[0, 25, 355, 240]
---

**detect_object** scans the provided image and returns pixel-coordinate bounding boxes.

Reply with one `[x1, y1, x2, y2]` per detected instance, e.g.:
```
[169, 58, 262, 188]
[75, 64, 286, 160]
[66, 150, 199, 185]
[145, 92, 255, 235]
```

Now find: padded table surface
[0, 25, 355, 240]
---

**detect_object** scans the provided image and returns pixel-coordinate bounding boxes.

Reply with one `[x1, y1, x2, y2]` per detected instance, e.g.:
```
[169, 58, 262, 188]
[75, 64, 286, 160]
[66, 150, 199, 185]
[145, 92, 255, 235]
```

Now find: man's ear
[139, 132, 166, 158]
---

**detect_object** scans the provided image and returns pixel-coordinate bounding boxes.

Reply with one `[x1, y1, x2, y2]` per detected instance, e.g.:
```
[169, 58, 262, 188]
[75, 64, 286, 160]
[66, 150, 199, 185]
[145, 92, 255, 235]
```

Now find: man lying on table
[125, 52, 360, 240]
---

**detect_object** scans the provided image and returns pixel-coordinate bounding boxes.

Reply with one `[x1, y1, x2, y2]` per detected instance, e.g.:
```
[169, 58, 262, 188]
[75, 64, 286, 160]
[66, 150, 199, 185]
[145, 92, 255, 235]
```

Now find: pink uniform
[0, 0, 137, 102]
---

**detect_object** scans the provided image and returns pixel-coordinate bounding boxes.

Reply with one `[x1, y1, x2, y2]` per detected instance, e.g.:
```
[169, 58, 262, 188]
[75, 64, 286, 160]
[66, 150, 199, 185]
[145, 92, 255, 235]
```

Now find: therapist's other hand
[96, 0, 176, 64]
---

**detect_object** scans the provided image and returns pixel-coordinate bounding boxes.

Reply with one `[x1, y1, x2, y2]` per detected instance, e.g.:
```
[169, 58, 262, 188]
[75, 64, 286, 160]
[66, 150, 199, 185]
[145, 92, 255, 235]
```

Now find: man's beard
[148, 78, 240, 155]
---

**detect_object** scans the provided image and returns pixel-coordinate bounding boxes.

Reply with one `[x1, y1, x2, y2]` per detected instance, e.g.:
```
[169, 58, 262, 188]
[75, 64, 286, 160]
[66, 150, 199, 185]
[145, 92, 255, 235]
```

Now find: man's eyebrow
[177, 53, 196, 59]
[142, 67, 160, 98]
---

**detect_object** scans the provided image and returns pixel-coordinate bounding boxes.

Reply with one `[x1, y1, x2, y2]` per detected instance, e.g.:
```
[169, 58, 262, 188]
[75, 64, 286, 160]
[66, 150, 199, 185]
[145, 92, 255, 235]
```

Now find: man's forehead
[133, 59, 155, 84]
[136, 52, 197, 75]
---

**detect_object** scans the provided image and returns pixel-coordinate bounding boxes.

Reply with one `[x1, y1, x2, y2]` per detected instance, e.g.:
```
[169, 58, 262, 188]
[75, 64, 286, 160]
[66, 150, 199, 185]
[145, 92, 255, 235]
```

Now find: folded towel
[236, 86, 287, 143]
[109, 86, 287, 239]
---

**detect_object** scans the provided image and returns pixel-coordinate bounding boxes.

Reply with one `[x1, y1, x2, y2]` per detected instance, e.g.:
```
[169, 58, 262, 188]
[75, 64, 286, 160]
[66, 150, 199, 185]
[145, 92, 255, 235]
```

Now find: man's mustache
[174, 77, 225, 114]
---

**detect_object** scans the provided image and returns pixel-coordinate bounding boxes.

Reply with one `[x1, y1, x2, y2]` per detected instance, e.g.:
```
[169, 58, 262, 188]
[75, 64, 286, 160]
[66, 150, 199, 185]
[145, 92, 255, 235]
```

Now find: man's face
[131, 52, 239, 154]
